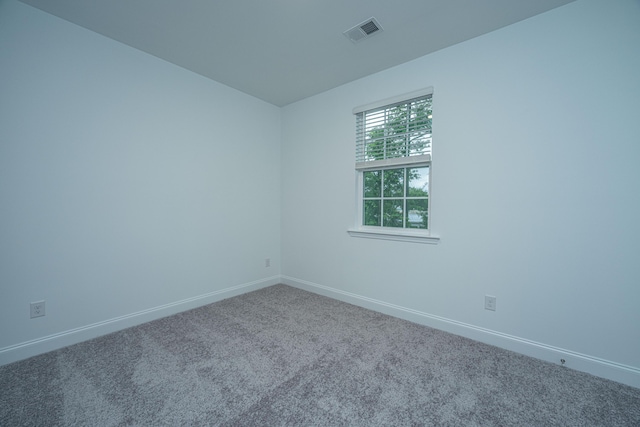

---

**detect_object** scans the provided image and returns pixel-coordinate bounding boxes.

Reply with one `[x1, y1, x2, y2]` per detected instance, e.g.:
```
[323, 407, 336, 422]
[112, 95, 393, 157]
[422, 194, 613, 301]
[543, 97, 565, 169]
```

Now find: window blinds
[354, 89, 432, 170]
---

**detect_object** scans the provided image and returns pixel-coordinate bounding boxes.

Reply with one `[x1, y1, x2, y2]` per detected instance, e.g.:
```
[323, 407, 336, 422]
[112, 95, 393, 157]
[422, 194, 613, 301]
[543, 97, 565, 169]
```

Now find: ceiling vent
[343, 17, 383, 43]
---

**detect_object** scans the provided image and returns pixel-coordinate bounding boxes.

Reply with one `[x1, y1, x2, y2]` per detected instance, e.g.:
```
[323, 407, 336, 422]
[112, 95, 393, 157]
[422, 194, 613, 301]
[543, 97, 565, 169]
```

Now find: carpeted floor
[1, 284, 639, 426]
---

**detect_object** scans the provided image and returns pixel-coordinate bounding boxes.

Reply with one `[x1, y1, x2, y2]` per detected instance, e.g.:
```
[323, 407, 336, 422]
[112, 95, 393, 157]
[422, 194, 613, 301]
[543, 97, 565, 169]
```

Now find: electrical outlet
[30, 301, 46, 318]
[484, 295, 496, 311]
[265, 258, 271, 268]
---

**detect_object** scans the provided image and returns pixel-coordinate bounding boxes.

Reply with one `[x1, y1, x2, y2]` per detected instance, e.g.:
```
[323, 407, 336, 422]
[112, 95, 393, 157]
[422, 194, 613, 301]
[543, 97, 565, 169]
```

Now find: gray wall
[0, 0, 282, 361]
[281, 0, 640, 386]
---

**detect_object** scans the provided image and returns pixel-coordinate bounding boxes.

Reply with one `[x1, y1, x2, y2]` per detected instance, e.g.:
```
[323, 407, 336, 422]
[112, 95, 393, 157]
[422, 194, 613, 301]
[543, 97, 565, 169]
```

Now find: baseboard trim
[0, 276, 280, 367]
[281, 275, 640, 389]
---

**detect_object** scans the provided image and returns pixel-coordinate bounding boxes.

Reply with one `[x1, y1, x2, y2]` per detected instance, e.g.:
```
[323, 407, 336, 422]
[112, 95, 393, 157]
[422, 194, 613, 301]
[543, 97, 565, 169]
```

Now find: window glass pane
[385, 135, 408, 159]
[383, 168, 404, 198]
[384, 105, 409, 159]
[365, 128, 385, 161]
[409, 98, 432, 131]
[363, 170, 381, 198]
[363, 200, 381, 226]
[406, 199, 428, 229]
[383, 199, 403, 228]
[407, 167, 429, 197]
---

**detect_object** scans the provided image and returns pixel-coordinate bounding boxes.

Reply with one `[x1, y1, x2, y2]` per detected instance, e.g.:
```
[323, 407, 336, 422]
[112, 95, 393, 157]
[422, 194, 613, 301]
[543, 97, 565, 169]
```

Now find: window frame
[348, 88, 440, 244]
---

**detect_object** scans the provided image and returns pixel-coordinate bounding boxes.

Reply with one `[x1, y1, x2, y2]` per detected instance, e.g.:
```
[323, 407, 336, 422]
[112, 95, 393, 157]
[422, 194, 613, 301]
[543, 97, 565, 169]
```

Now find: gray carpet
[1, 284, 639, 426]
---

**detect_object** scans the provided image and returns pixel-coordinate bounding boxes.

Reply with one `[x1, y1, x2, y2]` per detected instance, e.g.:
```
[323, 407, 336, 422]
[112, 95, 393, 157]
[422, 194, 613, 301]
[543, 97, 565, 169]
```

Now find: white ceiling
[19, 0, 576, 107]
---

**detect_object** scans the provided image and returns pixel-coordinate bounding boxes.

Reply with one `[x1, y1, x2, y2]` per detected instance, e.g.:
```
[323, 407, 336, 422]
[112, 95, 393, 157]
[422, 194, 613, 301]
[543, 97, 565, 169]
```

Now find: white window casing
[349, 87, 440, 244]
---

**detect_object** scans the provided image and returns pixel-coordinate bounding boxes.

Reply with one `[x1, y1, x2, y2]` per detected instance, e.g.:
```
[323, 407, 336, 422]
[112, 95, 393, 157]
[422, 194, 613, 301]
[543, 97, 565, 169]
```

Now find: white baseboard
[0, 276, 280, 367]
[4, 275, 638, 390]
[281, 275, 640, 390]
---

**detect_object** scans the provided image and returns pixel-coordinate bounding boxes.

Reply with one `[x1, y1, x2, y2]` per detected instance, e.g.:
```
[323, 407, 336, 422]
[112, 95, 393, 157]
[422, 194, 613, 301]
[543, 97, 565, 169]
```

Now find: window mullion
[403, 168, 407, 228]
[380, 169, 385, 226]
[383, 108, 388, 160]
[405, 103, 410, 158]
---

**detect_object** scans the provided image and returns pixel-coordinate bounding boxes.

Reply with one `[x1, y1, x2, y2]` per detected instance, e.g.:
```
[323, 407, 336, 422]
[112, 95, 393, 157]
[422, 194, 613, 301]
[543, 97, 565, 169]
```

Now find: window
[349, 88, 439, 244]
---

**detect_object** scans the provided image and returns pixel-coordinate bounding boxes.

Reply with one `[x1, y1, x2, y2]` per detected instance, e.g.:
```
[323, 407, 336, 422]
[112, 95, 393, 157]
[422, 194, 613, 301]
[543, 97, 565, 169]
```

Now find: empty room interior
[1, 0, 639, 424]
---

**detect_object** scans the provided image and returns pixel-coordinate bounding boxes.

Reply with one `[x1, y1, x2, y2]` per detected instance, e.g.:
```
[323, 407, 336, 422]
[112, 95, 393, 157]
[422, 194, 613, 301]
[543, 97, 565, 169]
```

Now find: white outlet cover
[30, 301, 46, 318]
[485, 295, 496, 311]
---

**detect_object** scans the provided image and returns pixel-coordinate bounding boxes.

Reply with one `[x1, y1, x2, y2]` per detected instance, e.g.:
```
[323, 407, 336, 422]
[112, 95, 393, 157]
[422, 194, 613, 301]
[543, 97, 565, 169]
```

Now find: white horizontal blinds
[356, 92, 432, 170]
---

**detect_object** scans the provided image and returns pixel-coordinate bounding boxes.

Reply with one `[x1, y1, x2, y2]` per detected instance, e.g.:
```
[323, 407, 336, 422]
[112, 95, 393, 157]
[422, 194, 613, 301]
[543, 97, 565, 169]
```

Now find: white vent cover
[344, 17, 383, 43]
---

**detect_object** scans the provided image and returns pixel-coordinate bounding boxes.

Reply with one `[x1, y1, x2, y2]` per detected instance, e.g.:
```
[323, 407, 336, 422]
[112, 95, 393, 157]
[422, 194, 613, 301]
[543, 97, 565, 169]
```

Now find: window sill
[347, 227, 440, 244]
